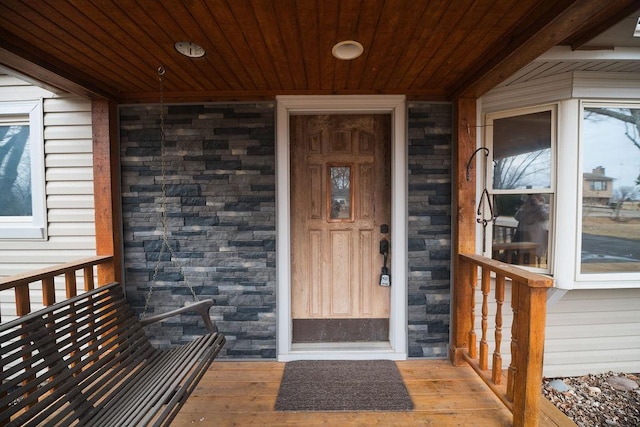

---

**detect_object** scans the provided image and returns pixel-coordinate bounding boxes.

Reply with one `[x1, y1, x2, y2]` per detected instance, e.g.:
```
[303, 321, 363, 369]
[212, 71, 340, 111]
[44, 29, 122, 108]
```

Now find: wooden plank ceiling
[0, 0, 638, 103]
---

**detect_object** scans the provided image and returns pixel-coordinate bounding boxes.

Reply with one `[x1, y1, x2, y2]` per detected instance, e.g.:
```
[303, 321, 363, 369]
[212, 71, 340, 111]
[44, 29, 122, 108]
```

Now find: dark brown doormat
[275, 360, 414, 411]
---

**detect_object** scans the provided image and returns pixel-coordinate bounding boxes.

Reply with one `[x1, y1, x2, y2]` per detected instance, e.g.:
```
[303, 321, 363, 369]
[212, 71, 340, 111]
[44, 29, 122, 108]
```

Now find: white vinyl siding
[543, 289, 640, 377]
[0, 75, 95, 318]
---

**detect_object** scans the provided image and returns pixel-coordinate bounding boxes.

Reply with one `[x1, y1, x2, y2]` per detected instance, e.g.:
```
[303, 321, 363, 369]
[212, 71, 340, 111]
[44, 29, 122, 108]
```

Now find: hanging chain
[143, 66, 198, 317]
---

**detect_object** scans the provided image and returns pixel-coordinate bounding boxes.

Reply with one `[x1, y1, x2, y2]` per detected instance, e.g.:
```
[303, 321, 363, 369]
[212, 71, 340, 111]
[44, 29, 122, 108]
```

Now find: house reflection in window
[580, 106, 640, 274]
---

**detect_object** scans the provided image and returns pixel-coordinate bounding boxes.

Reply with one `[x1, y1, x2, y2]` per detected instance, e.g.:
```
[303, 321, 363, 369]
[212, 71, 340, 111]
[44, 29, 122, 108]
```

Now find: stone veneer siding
[407, 103, 452, 358]
[120, 103, 276, 358]
[119, 102, 451, 359]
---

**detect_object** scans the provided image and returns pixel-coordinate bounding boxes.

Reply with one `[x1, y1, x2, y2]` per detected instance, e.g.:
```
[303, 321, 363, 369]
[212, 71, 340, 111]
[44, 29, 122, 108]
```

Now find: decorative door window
[329, 165, 352, 220]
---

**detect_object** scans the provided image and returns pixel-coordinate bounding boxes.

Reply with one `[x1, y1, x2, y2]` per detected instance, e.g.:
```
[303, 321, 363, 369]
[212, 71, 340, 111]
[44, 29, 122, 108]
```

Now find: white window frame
[0, 100, 46, 239]
[573, 100, 640, 285]
[483, 104, 557, 275]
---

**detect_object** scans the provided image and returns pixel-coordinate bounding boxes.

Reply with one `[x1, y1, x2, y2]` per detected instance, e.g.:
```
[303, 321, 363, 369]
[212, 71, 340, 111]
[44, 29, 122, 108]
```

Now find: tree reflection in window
[581, 106, 640, 274]
[489, 108, 554, 271]
[492, 111, 552, 190]
[0, 125, 31, 216]
[330, 166, 351, 220]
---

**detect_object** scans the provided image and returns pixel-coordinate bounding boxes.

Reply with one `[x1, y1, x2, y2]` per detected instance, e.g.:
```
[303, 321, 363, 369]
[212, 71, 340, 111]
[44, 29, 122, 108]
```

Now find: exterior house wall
[119, 102, 453, 359]
[480, 71, 640, 375]
[407, 103, 453, 358]
[119, 103, 277, 358]
[544, 288, 640, 377]
[0, 75, 95, 317]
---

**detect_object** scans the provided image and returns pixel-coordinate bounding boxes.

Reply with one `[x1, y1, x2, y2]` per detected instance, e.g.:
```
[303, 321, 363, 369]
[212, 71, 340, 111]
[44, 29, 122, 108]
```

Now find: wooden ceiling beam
[561, 3, 640, 50]
[450, 0, 639, 99]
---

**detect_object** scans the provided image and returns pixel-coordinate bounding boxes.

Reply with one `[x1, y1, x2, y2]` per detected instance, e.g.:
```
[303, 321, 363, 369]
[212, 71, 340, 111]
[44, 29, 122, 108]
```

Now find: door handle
[379, 238, 389, 255]
[379, 238, 390, 286]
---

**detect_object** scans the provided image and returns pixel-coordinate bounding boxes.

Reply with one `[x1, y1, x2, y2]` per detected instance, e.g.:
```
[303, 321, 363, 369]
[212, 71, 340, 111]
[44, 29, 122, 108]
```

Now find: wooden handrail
[0, 256, 114, 321]
[451, 253, 553, 427]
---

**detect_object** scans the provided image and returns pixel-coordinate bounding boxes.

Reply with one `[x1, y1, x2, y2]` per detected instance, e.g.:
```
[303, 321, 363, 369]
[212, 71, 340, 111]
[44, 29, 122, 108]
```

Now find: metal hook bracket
[466, 147, 489, 181]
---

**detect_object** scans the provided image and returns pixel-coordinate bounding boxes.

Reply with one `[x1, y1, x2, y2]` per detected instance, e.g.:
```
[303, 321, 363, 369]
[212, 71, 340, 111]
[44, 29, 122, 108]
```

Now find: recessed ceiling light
[634, 16, 640, 37]
[174, 41, 206, 58]
[332, 40, 364, 60]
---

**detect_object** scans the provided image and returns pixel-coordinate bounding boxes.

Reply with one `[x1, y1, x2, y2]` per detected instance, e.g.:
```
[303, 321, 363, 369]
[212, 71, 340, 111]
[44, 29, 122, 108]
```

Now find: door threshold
[279, 341, 406, 362]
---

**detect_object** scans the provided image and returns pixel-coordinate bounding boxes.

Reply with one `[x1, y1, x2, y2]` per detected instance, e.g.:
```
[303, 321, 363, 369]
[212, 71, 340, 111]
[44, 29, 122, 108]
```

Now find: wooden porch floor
[172, 360, 575, 426]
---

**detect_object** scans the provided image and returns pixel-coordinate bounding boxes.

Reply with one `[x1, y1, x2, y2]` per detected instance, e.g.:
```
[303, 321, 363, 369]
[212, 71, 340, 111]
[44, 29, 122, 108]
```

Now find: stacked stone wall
[407, 103, 453, 358]
[119, 102, 452, 359]
[120, 103, 276, 358]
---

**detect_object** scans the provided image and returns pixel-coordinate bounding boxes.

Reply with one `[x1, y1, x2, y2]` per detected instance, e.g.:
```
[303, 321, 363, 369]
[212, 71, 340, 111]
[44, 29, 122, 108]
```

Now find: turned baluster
[479, 267, 491, 370]
[492, 274, 505, 384]
[507, 280, 520, 402]
[468, 267, 478, 359]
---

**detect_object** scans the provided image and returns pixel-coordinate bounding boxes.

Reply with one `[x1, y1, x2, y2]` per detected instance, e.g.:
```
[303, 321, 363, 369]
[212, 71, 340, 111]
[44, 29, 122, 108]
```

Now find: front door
[290, 114, 391, 343]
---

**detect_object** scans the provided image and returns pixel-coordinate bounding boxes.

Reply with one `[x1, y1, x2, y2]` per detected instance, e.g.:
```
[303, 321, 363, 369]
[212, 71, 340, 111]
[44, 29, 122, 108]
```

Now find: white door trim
[275, 95, 408, 361]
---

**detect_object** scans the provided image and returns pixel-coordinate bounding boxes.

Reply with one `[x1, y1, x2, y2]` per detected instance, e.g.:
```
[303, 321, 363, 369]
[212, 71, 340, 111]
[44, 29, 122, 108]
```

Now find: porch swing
[0, 67, 225, 427]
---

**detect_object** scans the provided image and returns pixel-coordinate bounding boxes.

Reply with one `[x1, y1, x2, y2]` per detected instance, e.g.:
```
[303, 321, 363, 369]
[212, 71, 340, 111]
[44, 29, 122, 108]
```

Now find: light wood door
[290, 114, 391, 342]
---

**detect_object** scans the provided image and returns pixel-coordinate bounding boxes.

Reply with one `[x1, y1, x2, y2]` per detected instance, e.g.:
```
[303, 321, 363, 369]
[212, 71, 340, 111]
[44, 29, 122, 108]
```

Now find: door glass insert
[329, 166, 351, 220]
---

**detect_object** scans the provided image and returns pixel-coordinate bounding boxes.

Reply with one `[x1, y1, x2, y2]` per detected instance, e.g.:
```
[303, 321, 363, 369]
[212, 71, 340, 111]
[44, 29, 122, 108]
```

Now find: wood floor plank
[192, 380, 281, 397]
[211, 361, 286, 371]
[181, 395, 278, 413]
[172, 409, 513, 426]
[411, 393, 505, 411]
[172, 360, 571, 427]
[198, 369, 283, 383]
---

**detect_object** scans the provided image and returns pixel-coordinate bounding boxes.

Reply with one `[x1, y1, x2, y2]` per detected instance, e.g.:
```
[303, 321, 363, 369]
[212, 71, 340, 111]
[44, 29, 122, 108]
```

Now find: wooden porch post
[92, 99, 123, 284]
[449, 97, 477, 365]
[512, 286, 548, 427]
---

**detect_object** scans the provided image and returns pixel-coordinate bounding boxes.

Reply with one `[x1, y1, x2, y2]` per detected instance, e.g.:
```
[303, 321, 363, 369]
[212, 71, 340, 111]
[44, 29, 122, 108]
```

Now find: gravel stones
[543, 372, 640, 427]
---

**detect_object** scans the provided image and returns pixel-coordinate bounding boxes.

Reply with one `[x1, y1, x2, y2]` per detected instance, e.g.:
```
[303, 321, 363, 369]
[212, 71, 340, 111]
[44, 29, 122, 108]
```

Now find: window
[485, 106, 555, 273]
[579, 103, 640, 277]
[589, 181, 607, 191]
[0, 101, 46, 239]
[328, 165, 352, 220]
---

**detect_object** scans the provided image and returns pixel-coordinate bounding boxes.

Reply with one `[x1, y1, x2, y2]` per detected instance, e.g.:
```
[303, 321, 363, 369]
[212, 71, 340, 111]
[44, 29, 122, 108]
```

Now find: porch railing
[451, 253, 553, 427]
[3, 253, 552, 425]
[0, 255, 114, 321]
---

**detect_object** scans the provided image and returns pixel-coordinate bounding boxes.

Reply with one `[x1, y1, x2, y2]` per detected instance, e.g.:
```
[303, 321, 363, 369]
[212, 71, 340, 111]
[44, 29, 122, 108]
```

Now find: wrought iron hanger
[477, 188, 497, 252]
[467, 147, 497, 252]
[466, 147, 489, 182]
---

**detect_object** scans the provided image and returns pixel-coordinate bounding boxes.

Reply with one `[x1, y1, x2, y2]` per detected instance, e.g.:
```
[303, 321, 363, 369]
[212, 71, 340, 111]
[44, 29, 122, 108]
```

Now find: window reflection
[493, 111, 552, 190]
[492, 193, 551, 269]
[580, 106, 640, 274]
[0, 124, 32, 216]
[488, 108, 554, 272]
[330, 166, 351, 220]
